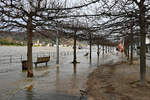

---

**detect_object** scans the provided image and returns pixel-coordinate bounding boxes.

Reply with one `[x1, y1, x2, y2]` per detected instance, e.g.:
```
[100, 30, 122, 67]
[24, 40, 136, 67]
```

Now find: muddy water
[10, 54, 119, 100]
[0, 46, 73, 56]
[0, 46, 117, 100]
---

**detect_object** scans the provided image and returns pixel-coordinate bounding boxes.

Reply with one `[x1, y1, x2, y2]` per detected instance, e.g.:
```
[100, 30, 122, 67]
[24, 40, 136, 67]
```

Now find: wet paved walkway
[0, 51, 121, 100]
[11, 91, 87, 100]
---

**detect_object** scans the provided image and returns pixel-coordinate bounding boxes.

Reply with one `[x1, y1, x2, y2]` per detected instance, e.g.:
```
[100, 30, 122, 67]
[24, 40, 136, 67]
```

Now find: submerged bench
[21, 60, 28, 71]
[34, 56, 50, 67]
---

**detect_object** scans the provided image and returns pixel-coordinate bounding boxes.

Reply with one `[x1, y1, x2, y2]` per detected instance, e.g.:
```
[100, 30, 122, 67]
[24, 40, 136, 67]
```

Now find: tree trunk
[102, 45, 104, 56]
[124, 37, 129, 58]
[127, 45, 129, 60]
[97, 44, 100, 56]
[73, 30, 77, 63]
[89, 33, 92, 62]
[108, 46, 110, 53]
[27, 15, 33, 77]
[139, 3, 146, 82]
[105, 46, 107, 53]
[130, 25, 133, 64]
[56, 30, 59, 64]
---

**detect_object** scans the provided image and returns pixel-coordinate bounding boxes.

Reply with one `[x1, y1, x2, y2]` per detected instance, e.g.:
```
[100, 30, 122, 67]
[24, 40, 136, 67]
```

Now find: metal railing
[0, 49, 87, 64]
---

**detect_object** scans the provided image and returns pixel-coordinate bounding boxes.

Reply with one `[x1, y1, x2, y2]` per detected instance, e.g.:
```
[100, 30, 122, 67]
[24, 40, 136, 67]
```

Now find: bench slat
[34, 56, 50, 67]
[37, 57, 50, 62]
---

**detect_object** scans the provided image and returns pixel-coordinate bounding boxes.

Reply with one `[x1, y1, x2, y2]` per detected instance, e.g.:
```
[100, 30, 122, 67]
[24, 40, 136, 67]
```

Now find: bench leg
[46, 62, 48, 67]
[35, 63, 37, 67]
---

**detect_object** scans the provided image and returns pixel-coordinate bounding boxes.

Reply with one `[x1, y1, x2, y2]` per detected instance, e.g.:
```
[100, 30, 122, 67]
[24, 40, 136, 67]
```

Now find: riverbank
[87, 58, 150, 100]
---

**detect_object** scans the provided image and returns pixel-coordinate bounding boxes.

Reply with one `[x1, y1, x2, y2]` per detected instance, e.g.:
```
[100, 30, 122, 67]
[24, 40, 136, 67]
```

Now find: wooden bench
[34, 56, 50, 67]
[21, 60, 28, 71]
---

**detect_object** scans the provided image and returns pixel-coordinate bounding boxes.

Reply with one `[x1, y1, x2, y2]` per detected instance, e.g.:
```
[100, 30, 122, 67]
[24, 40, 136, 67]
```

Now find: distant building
[33, 40, 41, 47]
[146, 37, 150, 44]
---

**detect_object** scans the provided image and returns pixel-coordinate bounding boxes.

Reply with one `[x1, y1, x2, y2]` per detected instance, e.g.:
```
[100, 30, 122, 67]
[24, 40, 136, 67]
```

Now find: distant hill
[0, 31, 56, 40]
[0, 31, 86, 46]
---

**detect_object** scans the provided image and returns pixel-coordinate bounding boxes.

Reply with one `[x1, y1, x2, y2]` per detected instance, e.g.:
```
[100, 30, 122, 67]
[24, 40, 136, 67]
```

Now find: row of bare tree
[92, 0, 150, 83]
[0, 0, 101, 77]
[0, 0, 149, 84]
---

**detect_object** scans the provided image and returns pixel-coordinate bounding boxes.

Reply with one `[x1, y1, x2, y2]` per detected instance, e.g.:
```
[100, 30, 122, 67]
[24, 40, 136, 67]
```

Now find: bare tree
[0, 0, 101, 77]
[97, 0, 150, 82]
[132, 0, 148, 82]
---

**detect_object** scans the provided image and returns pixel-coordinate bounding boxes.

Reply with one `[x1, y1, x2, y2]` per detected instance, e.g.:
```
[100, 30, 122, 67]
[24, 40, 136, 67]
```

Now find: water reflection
[25, 84, 34, 100]
[97, 56, 100, 67]
[73, 63, 77, 74]
[56, 66, 59, 74]
[72, 64, 77, 94]
[56, 66, 60, 92]
[89, 59, 92, 64]
[25, 91, 33, 100]
[11, 52, 117, 100]
[55, 64, 78, 94]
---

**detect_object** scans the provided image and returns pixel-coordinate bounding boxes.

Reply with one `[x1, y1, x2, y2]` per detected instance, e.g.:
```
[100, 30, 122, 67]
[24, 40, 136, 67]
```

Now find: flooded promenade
[0, 46, 119, 100]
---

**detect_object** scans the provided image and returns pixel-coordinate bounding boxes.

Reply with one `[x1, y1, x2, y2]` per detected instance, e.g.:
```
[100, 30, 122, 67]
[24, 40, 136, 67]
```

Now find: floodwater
[0, 46, 118, 100]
